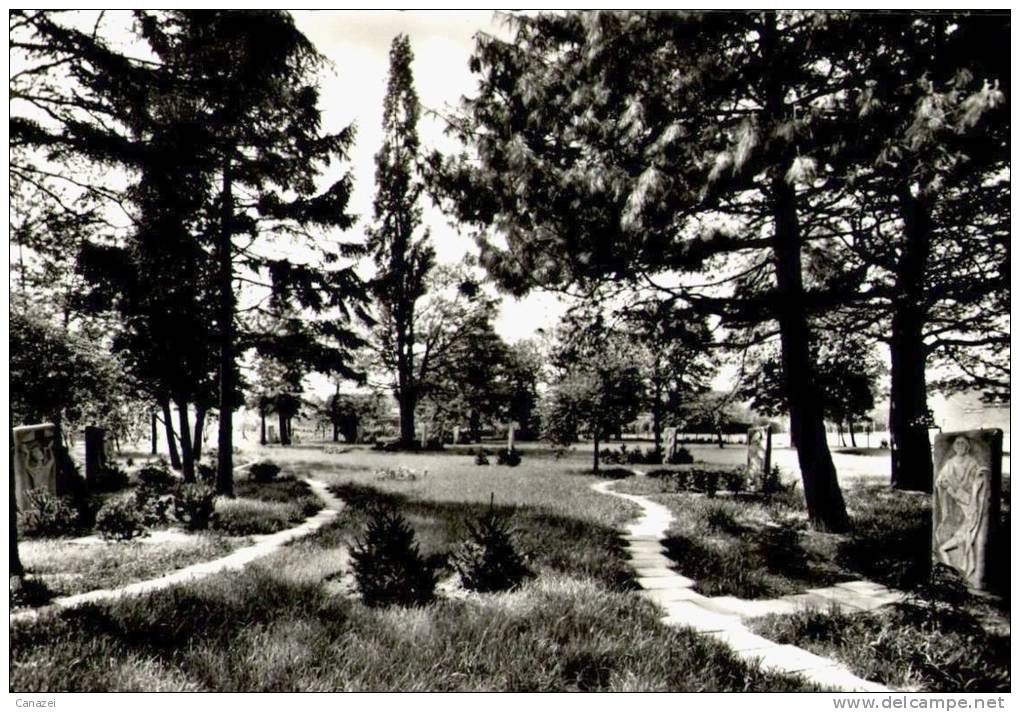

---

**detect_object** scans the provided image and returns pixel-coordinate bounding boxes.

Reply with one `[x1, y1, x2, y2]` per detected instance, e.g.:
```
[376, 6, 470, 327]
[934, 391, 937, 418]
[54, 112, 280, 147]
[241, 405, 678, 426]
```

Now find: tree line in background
[9, 11, 1009, 538]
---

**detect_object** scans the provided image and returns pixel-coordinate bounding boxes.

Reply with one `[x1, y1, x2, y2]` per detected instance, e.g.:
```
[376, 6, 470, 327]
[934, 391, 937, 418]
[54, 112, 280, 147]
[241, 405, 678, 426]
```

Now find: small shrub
[93, 464, 129, 492]
[10, 576, 53, 608]
[173, 483, 218, 530]
[692, 470, 708, 492]
[96, 498, 148, 541]
[134, 484, 174, 527]
[248, 460, 281, 483]
[196, 462, 217, 485]
[474, 450, 490, 466]
[724, 469, 744, 494]
[762, 465, 786, 495]
[350, 506, 438, 607]
[17, 490, 82, 538]
[704, 471, 719, 498]
[595, 467, 633, 480]
[136, 461, 178, 493]
[496, 448, 521, 467]
[451, 496, 533, 592]
[702, 502, 742, 534]
[667, 447, 694, 465]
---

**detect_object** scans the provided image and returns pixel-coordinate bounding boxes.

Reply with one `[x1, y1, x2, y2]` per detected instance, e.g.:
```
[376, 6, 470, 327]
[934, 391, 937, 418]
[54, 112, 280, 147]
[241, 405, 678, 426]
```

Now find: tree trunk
[762, 11, 848, 532]
[469, 409, 481, 442]
[592, 427, 600, 475]
[398, 389, 415, 449]
[716, 427, 724, 449]
[889, 187, 934, 493]
[192, 406, 207, 463]
[216, 155, 235, 497]
[651, 381, 663, 459]
[161, 399, 182, 470]
[150, 411, 158, 456]
[848, 418, 857, 448]
[176, 399, 195, 483]
[11, 429, 23, 578]
[278, 411, 291, 446]
[332, 421, 339, 442]
[260, 409, 267, 446]
[836, 422, 846, 447]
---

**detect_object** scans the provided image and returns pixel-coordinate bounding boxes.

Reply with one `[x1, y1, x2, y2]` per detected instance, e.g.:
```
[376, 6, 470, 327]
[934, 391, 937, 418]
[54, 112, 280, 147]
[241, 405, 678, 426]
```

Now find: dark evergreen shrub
[248, 460, 281, 483]
[350, 507, 437, 607]
[451, 497, 532, 593]
[496, 448, 521, 466]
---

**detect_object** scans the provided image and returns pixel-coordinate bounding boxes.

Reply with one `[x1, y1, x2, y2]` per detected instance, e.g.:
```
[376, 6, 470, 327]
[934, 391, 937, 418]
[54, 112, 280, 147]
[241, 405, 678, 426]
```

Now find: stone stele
[746, 426, 771, 489]
[13, 423, 60, 511]
[932, 428, 1002, 591]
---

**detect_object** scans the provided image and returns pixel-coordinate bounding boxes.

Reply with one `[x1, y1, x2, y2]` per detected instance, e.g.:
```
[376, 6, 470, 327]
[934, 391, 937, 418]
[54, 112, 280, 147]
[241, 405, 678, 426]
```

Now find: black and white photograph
[8, 8, 1010, 699]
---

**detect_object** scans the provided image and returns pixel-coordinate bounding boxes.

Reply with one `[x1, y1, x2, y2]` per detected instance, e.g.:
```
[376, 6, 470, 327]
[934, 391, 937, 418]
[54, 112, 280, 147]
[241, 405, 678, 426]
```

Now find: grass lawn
[14, 467, 324, 607]
[16, 535, 240, 601]
[750, 600, 1010, 692]
[613, 474, 1010, 603]
[10, 444, 818, 692]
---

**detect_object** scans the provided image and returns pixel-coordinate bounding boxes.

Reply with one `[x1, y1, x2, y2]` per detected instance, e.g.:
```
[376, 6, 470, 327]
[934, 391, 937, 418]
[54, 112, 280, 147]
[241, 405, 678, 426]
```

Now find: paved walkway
[12, 477, 345, 625]
[593, 478, 900, 692]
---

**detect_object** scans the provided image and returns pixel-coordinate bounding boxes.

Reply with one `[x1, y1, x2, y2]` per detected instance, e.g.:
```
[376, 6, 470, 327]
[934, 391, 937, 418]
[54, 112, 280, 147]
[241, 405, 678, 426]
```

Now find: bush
[704, 471, 719, 498]
[96, 498, 148, 541]
[451, 497, 533, 593]
[134, 484, 174, 527]
[666, 447, 694, 465]
[724, 470, 745, 494]
[173, 483, 217, 530]
[474, 450, 490, 466]
[92, 464, 129, 493]
[17, 490, 82, 538]
[350, 506, 438, 607]
[496, 448, 521, 467]
[248, 460, 281, 483]
[595, 467, 633, 480]
[197, 462, 217, 485]
[10, 576, 53, 609]
[136, 461, 178, 493]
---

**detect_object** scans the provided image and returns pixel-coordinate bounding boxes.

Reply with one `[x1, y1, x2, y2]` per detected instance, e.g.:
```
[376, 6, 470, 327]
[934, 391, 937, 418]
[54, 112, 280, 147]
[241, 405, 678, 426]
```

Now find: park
[8, 10, 1010, 695]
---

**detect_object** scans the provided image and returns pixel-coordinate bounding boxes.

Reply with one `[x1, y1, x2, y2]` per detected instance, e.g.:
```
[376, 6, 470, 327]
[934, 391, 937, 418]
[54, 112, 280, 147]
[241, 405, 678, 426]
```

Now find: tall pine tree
[368, 34, 436, 448]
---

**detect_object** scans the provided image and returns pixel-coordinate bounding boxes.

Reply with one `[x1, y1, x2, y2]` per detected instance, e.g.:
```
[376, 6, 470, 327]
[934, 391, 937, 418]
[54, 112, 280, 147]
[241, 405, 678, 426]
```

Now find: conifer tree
[368, 34, 436, 448]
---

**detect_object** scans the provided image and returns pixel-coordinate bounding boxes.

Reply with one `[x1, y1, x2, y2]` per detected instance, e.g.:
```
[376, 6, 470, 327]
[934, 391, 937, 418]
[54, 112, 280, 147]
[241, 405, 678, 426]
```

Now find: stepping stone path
[11, 477, 345, 625]
[592, 477, 903, 692]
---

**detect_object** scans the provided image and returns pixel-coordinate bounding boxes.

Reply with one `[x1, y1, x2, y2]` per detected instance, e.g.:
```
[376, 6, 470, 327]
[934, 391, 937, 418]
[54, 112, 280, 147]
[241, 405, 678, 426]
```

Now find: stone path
[593, 478, 900, 692]
[11, 477, 345, 625]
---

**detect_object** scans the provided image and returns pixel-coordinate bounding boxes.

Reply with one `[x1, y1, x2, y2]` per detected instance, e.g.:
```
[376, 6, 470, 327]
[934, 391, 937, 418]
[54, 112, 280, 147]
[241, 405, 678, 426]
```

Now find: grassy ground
[750, 600, 1010, 692]
[613, 474, 1010, 605]
[10, 444, 817, 692]
[214, 476, 322, 536]
[17, 536, 240, 601]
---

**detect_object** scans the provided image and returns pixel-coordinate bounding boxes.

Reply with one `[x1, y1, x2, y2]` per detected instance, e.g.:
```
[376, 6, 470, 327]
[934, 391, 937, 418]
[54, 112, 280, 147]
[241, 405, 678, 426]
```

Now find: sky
[289, 10, 569, 344]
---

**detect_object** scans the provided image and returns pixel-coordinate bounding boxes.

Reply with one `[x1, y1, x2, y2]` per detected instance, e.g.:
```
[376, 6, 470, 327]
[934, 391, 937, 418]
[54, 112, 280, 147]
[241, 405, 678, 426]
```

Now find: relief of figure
[935, 436, 989, 582]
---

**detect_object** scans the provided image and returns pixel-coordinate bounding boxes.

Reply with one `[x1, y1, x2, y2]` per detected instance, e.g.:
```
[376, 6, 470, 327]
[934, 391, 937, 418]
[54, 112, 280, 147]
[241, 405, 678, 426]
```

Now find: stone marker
[13, 423, 60, 511]
[932, 429, 1002, 591]
[267, 424, 279, 444]
[746, 426, 772, 489]
[84, 425, 108, 489]
[507, 421, 518, 452]
[665, 427, 678, 461]
[452, 425, 460, 445]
